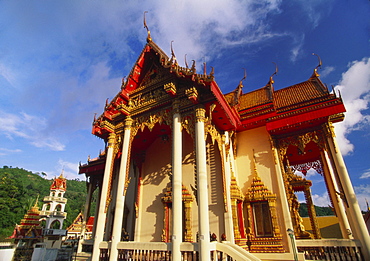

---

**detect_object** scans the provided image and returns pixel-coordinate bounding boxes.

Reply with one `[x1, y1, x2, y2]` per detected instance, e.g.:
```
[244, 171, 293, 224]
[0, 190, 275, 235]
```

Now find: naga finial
[269, 62, 278, 85]
[185, 54, 189, 69]
[170, 41, 177, 64]
[311, 53, 322, 77]
[231, 68, 247, 107]
[144, 11, 151, 42]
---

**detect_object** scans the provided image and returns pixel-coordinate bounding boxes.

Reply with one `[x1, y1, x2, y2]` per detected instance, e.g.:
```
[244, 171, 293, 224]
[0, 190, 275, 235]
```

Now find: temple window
[252, 201, 273, 237]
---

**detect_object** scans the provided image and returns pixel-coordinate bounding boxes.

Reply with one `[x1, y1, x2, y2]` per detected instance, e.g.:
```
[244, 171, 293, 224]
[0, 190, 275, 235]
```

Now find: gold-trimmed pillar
[91, 132, 116, 261]
[325, 123, 370, 260]
[195, 106, 211, 261]
[109, 116, 133, 261]
[270, 138, 294, 252]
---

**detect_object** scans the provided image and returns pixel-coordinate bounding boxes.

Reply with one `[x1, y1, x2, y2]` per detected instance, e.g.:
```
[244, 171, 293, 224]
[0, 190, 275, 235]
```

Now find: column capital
[107, 133, 116, 148]
[173, 99, 180, 114]
[323, 122, 336, 138]
[195, 106, 206, 123]
[124, 116, 133, 130]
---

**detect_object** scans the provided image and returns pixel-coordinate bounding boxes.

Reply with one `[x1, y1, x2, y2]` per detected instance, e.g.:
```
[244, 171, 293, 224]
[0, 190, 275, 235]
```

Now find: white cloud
[145, 0, 283, 65]
[360, 169, 370, 179]
[57, 159, 81, 180]
[0, 148, 22, 156]
[290, 34, 305, 62]
[334, 57, 370, 156]
[354, 184, 370, 211]
[320, 66, 335, 78]
[0, 110, 65, 151]
[311, 192, 330, 207]
[0, 63, 17, 87]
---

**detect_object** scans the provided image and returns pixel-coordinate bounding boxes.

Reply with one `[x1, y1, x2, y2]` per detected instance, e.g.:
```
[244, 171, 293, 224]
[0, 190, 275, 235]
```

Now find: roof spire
[33, 194, 39, 208]
[311, 53, 322, 78]
[143, 11, 152, 42]
[231, 68, 246, 107]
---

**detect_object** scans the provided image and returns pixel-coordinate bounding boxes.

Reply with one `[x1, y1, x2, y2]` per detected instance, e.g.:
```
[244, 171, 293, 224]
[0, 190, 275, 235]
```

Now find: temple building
[8, 200, 42, 243]
[78, 29, 370, 261]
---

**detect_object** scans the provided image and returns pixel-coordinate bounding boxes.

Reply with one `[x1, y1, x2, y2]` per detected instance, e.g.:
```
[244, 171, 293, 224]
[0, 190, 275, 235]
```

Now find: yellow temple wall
[235, 126, 290, 249]
[139, 137, 171, 242]
[235, 126, 275, 192]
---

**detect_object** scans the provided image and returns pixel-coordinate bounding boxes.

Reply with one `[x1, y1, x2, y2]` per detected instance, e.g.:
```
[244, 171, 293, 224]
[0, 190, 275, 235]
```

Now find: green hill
[0, 166, 88, 240]
[299, 203, 335, 217]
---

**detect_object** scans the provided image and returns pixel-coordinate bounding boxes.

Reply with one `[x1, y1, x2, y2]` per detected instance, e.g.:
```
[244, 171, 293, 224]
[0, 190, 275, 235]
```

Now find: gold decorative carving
[124, 116, 133, 130]
[161, 184, 194, 242]
[195, 106, 206, 123]
[181, 113, 195, 140]
[230, 176, 243, 243]
[132, 109, 172, 136]
[164, 82, 176, 96]
[105, 133, 118, 213]
[277, 129, 325, 158]
[123, 177, 131, 197]
[284, 165, 313, 239]
[100, 120, 115, 133]
[185, 87, 199, 104]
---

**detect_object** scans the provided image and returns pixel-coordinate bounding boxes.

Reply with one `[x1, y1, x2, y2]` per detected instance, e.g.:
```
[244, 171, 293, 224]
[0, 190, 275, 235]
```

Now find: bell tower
[41, 172, 68, 230]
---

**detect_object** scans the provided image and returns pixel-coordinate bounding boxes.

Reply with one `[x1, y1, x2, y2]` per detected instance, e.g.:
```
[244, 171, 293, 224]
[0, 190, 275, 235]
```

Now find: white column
[326, 125, 370, 260]
[321, 150, 352, 239]
[172, 101, 183, 261]
[109, 117, 133, 261]
[195, 107, 210, 261]
[271, 144, 295, 253]
[91, 132, 116, 261]
[221, 132, 234, 242]
[77, 180, 93, 253]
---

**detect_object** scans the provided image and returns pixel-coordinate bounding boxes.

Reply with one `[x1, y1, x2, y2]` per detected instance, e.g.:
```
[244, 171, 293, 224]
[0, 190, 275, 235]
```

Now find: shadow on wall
[142, 163, 171, 186]
[146, 184, 169, 242]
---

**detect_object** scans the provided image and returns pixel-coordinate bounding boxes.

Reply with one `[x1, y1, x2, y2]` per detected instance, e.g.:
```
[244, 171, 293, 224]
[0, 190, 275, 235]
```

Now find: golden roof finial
[144, 11, 152, 42]
[311, 53, 322, 78]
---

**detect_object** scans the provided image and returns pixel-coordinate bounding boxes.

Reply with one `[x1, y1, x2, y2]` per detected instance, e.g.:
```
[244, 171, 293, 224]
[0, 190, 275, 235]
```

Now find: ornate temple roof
[50, 172, 67, 191]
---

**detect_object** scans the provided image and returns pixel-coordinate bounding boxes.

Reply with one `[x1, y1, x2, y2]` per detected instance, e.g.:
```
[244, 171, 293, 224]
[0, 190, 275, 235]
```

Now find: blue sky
[0, 1, 369, 210]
